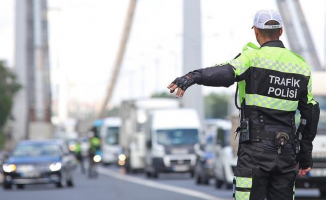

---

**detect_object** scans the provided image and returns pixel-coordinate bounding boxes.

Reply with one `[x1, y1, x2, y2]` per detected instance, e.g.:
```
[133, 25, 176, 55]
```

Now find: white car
[205, 119, 236, 189]
[214, 145, 237, 189]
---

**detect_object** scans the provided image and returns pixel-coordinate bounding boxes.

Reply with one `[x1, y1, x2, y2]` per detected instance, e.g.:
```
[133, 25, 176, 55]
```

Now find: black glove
[296, 151, 313, 169]
[172, 74, 195, 91]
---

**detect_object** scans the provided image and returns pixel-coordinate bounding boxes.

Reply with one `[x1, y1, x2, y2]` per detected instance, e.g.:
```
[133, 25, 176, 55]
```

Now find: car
[213, 129, 237, 189]
[0, 151, 9, 185]
[2, 140, 76, 189]
[204, 119, 236, 189]
[194, 137, 215, 185]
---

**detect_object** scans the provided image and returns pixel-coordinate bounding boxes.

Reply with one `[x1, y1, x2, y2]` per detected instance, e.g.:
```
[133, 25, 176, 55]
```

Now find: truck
[296, 72, 326, 197]
[144, 108, 202, 178]
[100, 117, 121, 165]
[119, 98, 179, 173]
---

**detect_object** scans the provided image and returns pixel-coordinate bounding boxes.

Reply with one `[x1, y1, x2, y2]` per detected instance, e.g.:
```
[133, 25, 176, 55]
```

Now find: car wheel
[56, 178, 64, 188]
[3, 182, 12, 190]
[215, 176, 223, 189]
[152, 171, 158, 179]
[17, 184, 24, 189]
[66, 177, 74, 187]
[319, 188, 326, 198]
[145, 170, 151, 178]
[203, 176, 209, 185]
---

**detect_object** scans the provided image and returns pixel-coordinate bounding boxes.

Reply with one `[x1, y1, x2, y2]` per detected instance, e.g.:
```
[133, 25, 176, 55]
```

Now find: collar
[260, 40, 285, 48]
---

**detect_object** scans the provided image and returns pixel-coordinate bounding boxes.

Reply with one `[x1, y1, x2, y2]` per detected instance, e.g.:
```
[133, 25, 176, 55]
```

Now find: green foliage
[205, 93, 229, 119]
[0, 131, 5, 150]
[106, 106, 120, 117]
[151, 92, 174, 99]
[0, 61, 21, 149]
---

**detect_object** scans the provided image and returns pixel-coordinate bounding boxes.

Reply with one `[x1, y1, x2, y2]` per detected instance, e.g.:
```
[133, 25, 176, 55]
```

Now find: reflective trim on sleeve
[235, 191, 250, 200]
[307, 76, 316, 105]
[230, 59, 246, 75]
[251, 57, 311, 76]
[246, 94, 298, 111]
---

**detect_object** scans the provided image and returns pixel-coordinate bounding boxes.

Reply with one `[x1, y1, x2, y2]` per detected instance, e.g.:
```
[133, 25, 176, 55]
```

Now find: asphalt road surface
[0, 165, 323, 200]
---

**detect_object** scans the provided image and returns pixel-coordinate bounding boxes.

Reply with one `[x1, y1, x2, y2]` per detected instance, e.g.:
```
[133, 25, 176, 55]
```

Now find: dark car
[2, 140, 76, 189]
[194, 140, 215, 185]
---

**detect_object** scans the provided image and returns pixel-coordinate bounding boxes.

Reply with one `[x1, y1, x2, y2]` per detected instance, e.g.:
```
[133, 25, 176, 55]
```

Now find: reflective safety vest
[229, 42, 315, 134]
[74, 143, 81, 154]
[90, 137, 100, 153]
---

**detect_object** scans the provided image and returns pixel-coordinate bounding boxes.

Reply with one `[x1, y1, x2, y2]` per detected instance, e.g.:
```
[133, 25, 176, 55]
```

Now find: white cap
[253, 10, 283, 29]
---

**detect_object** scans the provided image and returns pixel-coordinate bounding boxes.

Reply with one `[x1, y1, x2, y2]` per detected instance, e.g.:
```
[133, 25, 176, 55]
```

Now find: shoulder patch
[289, 50, 306, 63]
[242, 42, 259, 51]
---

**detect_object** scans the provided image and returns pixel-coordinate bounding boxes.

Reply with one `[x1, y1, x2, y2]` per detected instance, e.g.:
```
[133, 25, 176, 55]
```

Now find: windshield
[106, 127, 119, 145]
[156, 129, 199, 146]
[13, 144, 61, 157]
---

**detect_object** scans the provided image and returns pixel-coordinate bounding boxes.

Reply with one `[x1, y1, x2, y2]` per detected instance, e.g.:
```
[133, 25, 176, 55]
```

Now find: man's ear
[279, 28, 283, 37]
[254, 27, 259, 37]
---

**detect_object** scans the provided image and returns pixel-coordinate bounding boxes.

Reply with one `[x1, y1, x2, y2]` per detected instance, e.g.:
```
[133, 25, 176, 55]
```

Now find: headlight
[205, 159, 213, 166]
[118, 154, 126, 161]
[118, 154, 126, 166]
[49, 162, 62, 171]
[93, 155, 101, 163]
[3, 164, 16, 173]
[69, 144, 76, 151]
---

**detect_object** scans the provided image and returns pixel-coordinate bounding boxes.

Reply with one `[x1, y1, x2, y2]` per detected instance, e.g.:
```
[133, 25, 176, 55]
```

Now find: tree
[204, 93, 229, 119]
[106, 106, 120, 117]
[0, 61, 21, 149]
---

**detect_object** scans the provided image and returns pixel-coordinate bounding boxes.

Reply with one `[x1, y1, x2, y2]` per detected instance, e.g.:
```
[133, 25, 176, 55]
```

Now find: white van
[100, 117, 121, 165]
[145, 108, 201, 178]
[120, 99, 180, 173]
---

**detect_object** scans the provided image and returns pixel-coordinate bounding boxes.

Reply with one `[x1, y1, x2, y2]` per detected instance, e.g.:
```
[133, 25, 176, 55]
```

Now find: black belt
[250, 129, 295, 143]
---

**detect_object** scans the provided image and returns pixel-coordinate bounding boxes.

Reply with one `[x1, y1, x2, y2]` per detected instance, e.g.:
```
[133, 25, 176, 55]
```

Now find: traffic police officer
[167, 10, 320, 200]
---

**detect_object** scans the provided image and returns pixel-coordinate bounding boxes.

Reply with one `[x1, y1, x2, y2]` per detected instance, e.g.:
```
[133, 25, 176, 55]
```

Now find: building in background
[12, 0, 52, 145]
[182, 0, 204, 122]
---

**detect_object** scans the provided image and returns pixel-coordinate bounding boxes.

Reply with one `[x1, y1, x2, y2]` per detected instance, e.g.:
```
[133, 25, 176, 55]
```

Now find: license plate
[22, 171, 41, 178]
[309, 168, 326, 177]
[173, 165, 189, 172]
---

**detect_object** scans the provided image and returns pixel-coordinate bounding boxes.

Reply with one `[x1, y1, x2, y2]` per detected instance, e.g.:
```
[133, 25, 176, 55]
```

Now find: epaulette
[289, 50, 306, 63]
[242, 42, 259, 51]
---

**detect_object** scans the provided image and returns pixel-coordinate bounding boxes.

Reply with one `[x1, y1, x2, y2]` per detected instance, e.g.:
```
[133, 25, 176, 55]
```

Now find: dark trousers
[234, 142, 296, 200]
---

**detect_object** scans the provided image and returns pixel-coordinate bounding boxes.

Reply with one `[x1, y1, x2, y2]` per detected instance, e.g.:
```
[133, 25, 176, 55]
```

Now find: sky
[0, 0, 325, 110]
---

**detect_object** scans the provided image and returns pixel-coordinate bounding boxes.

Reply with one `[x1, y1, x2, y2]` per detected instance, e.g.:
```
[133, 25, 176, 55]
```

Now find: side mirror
[146, 140, 152, 149]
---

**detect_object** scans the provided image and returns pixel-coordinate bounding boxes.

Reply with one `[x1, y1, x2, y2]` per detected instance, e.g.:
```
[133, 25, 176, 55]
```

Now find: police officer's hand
[167, 75, 194, 98]
[296, 151, 313, 177]
[298, 167, 311, 177]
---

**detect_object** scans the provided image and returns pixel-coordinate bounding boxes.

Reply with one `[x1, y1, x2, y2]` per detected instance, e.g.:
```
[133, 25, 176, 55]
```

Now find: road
[0, 165, 323, 200]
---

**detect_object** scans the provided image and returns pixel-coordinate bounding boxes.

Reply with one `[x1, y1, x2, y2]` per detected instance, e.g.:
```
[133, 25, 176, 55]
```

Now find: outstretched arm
[168, 53, 251, 97]
[167, 63, 236, 97]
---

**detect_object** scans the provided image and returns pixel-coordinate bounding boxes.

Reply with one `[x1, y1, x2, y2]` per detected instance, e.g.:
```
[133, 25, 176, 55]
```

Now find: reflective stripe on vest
[251, 57, 311, 77]
[246, 94, 298, 111]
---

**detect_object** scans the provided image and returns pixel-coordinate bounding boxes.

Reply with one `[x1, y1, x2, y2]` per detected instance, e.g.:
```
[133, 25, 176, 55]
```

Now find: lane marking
[98, 167, 226, 200]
